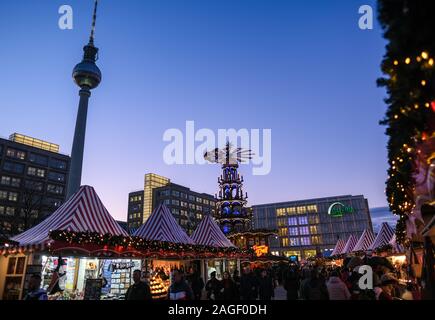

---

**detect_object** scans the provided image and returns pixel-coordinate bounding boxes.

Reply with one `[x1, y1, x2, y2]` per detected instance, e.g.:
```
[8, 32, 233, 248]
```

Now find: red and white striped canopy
[342, 235, 359, 254]
[331, 238, 346, 256]
[191, 215, 235, 247]
[369, 222, 395, 250]
[12, 185, 128, 246]
[352, 229, 376, 252]
[133, 203, 194, 244]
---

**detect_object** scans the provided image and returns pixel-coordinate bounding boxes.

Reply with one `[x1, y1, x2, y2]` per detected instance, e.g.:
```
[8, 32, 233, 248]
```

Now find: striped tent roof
[11, 185, 128, 246]
[133, 203, 194, 244]
[352, 229, 376, 252]
[331, 238, 346, 256]
[370, 222, 395, 250]
[342, 235, 359, 254]
[191, 215, 235, 247]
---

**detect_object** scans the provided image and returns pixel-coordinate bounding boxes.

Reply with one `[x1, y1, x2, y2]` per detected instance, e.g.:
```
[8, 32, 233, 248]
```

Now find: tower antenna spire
[89, 0, 99, 45]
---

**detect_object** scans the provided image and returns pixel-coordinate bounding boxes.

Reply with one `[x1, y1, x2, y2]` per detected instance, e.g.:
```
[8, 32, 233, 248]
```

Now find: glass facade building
[252, 195, 373, 259]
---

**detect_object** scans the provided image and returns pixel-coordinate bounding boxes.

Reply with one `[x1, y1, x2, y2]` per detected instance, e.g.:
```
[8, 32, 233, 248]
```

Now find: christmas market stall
[190, 214, 236, 281]
[132, 203, 196, 298]
[132, 204, 250, 298]
[0, 185, 138, 300]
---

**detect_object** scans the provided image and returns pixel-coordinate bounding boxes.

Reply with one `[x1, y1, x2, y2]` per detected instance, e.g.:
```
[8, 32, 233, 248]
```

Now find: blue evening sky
[0, 0, 389, 220]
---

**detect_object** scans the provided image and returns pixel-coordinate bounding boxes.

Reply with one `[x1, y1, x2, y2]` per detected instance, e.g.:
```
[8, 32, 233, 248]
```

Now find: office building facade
[127, 174, 217, 234]
[0, 134, 70, 236]
[252, 195, 372, 259]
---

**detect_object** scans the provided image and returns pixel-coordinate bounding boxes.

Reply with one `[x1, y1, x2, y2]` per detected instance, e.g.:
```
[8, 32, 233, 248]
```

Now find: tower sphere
[72, 44, 102, 89]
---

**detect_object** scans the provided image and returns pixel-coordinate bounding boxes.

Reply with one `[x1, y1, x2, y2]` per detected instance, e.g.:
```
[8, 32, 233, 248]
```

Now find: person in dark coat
[284, 268, 300, 300]
[232, 269, 241, 297]
[205, 271, 223, 300]
[300, 269, 329, 300]
[258, 269, 275, 300]
[221, 271, 238, 300]
[240, 266, 259, 300]
[187, 267, 205, 300]
[125, 270, 152, 300]
[168, 270, 194, 300]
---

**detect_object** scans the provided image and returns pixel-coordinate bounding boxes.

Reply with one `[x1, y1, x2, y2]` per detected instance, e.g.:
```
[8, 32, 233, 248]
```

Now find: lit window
[298, 216, 308, 225]
[289, 227, 298, 236]
[288, 217, 298, 226]
[300, 237, 311, 246]
[299, 226, 309, 235]
[289, 237, 299, 246]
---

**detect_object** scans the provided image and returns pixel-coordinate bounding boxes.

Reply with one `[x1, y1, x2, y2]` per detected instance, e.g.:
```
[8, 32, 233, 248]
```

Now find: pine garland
[49, 230, 253, 256]
[377, 0, 435, 243]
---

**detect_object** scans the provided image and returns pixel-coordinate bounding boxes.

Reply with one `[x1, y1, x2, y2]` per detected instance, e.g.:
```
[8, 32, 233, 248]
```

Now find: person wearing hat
[378, 274, 398, 300]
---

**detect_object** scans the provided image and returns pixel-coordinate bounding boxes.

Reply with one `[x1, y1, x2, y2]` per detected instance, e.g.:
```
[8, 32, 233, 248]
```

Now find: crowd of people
[22, 260, 419, 301]
[279, 263, 420, 300]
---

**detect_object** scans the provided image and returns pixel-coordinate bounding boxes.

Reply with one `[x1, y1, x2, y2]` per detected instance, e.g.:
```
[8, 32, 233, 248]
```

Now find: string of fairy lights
[380, 49, 435, 243]
[48, 230, 253, 257]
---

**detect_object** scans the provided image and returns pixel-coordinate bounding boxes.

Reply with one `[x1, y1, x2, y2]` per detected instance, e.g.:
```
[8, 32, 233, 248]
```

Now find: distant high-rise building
[127, 173, 216, 234]
[143, 173, 170, 223]
[0, 134, 70, 236]
[252, 195, 373, 259]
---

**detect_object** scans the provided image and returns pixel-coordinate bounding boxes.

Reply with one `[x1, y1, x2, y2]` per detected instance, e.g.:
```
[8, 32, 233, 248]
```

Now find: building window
[172, 199, 180, 206]
[0, 191, 7, 200]
[203, 199, 209, 205]
[48, 171, 65, 182]
[307, 205, 318, 213]
[298, 216, 308, 225]
[309, 225, 318, 234]
[28, 167, 46, 178]
[189, 203, 195, 210]
[181, 201, 187, 208]
[180, 193, 187, 199]
[299, 226, 309, 235]
[29, 153, 48, 166]
[311, 235, 321, 245]
[0, 176, 19, 187]
[289, 237, 300, 246]
[276, 208, 286, 216]
[164, 199, 170, 205]
[47, 184, 64, 195]
[288, 217, 298, 226]
[8, 192, 18, 202]
[278, 227, 287, 237]
[6, 148, 26, 160]
[3, 161, 24, 174]
[188, 195, 195, 202]
[308, 216, 320, 224]
[289, 227, 299, 236]
[196, 197, 202, 203]
[49, 158, 67, 170]
[300, 237, 311, 246]
[25, 181, 43, 191]
[196, 205, 202, 211]
[171, 190, 180, 197]
[281, 237, 289, 247]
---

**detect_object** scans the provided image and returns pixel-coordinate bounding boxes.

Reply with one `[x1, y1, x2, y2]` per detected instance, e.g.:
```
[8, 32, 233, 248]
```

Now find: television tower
[66, 0, 102, 199]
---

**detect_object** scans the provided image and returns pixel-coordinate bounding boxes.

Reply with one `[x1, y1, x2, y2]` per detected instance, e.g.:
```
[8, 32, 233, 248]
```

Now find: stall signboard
[328, 202, 355, 217]
[253, 245, 268, 257]
[84, 278, 103, 300]
[289, 255, 298, 263]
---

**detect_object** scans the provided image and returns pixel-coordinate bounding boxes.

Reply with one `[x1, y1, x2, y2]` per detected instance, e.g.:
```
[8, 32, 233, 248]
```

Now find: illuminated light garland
[377, 1, 435, 244]
[48, 230, 253, 257]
